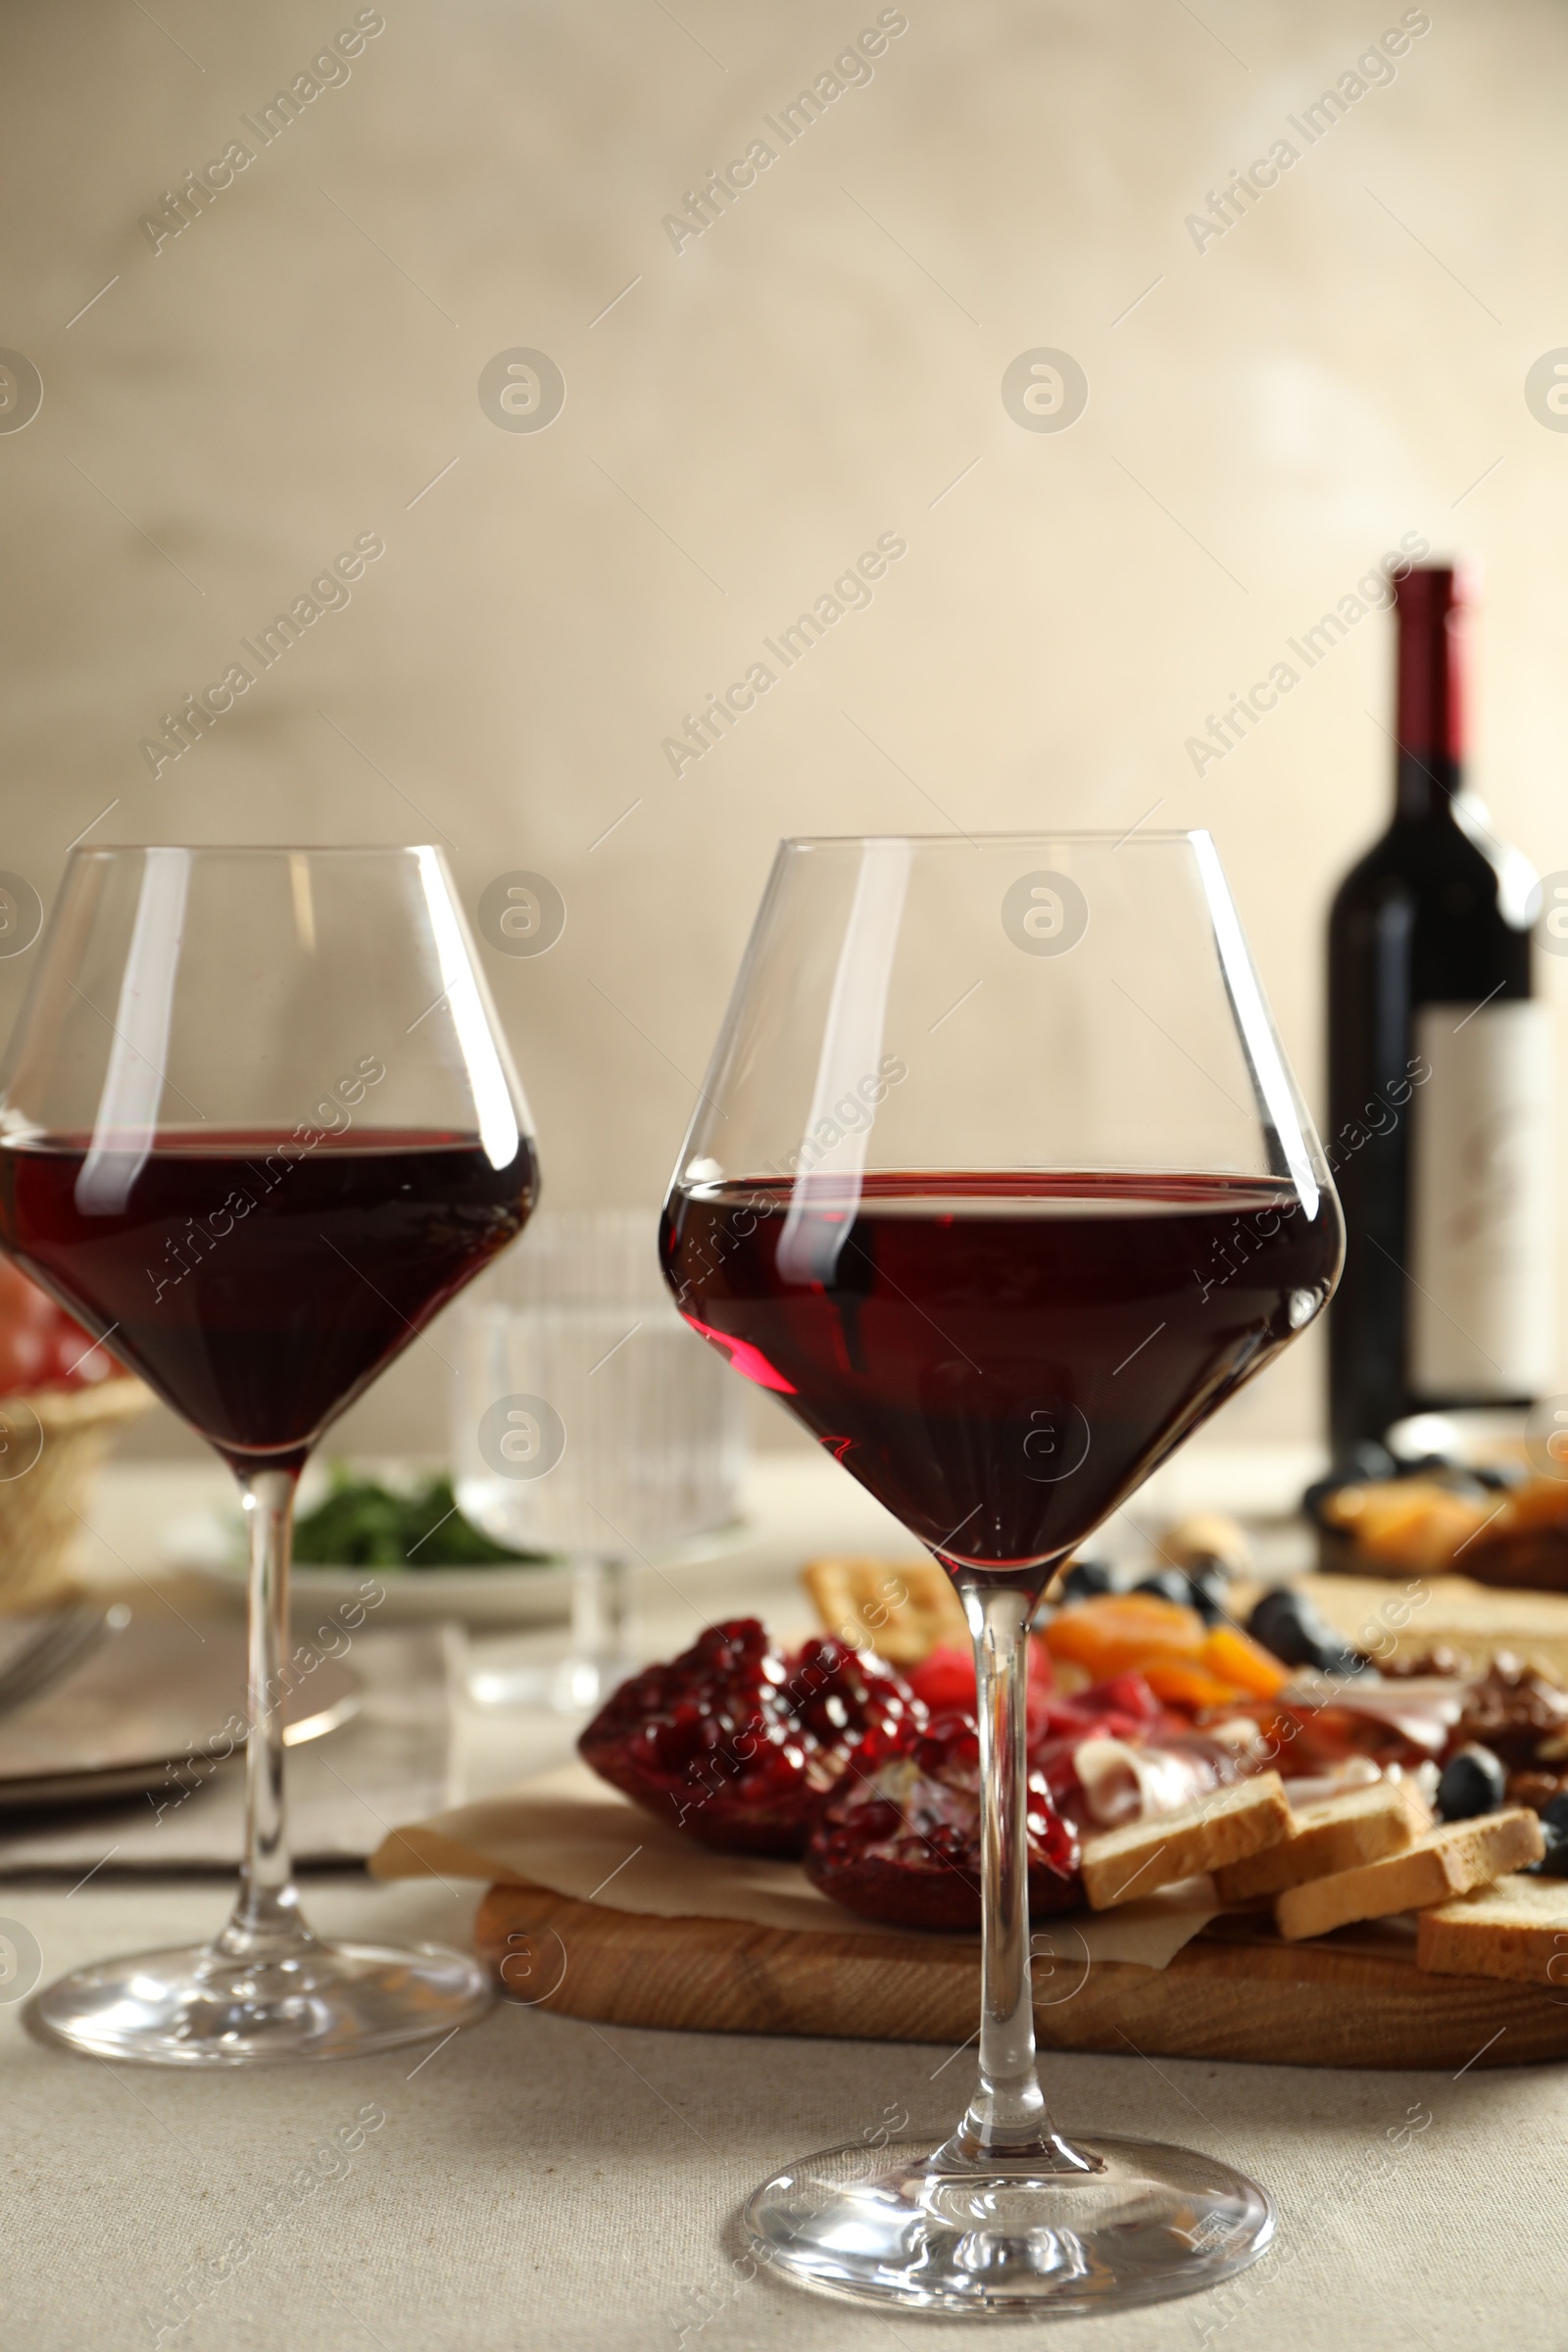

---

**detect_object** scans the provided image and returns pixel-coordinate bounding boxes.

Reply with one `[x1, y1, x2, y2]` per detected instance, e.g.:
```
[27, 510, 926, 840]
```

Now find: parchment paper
[370, 1757, 1220, 1967]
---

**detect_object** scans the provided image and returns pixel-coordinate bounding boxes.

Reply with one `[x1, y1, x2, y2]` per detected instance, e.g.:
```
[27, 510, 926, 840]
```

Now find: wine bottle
[1326, 562, 1551, 1459]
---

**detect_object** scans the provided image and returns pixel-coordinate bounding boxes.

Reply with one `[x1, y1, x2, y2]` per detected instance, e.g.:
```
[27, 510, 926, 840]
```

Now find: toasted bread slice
[801, 1556, 964, 1665]
[1416, 1873, 1568, 1984]
[1080, 1772, 1292, 1910]
[1275, 1808, 1544, 1942]
[1214, 1779, 1432, 1903]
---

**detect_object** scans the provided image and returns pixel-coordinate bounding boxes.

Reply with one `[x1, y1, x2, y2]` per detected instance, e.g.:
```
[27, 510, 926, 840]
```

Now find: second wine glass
[0, 844, 537, 2065]
[660, 831, 1343, 2318]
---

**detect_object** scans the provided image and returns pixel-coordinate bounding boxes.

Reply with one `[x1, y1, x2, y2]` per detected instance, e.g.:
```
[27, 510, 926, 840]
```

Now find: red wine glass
[660, 832, 1343, 2317]
[0, 846, 537, 2065]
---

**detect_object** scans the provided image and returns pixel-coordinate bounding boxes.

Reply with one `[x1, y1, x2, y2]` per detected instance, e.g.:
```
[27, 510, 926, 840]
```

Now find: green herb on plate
[291, 1469, 547, 1569]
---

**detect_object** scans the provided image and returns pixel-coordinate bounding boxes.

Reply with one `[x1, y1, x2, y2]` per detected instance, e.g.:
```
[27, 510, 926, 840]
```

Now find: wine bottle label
[1408, 1000, 1555, 1399]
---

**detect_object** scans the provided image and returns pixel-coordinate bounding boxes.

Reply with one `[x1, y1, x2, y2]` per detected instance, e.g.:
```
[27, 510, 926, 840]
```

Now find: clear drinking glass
[0, 845, 537, 2064]
[453, 1208, 748, 1709]
[660, 832, 1344, 2318]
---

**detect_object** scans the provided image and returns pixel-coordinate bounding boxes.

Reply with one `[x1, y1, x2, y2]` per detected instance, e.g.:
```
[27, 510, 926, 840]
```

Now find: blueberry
[1306, 1443, 1396, 1517]
[1184, 1565, 1230, 1626]
[1246, 1588, 1369, 1677]
[1436, 1744, 1507, 1823]
[1246, 1590, 1306, 1660]
[1301, 1476, 1343, 1524]
[1528, 1788, 1568, 1877]
[1133, 1568, 1193, 1609]
[1533, 1830, 1568, 1877]
[1060, 1559, 1114, 1602]
[1348, 1439, 1396, 1481]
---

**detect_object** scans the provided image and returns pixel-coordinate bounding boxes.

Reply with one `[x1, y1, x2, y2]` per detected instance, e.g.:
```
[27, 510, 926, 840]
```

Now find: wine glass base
[32, 1937, 494, 2067]
[745, 2132, 1275, 2318]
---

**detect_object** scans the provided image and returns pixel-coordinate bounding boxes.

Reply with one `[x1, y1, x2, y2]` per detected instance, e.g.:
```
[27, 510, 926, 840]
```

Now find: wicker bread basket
[0, 1376, 151, 1609]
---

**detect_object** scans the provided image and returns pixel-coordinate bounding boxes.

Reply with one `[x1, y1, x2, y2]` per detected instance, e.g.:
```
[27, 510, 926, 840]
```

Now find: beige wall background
[2, 0, 1565, 1463]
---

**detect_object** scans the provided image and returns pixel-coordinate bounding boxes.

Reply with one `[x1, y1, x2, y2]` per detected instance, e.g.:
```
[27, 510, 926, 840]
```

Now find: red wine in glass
[0, 1129, 538, 1472]
[663, 1170, 1338, 1572]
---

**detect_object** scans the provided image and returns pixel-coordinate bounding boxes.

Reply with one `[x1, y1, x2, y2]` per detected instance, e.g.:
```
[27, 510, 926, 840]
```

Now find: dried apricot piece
[1045, 1592, 1204, 1678]
[1142, 1659, 1250, 1711]
[1201, 1622, 1289, 1698]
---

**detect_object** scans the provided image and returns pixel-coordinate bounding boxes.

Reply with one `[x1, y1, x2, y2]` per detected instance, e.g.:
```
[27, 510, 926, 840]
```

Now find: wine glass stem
[571, 1553, 631, 1673]
[218, 1466, 312, 1959]
[941, 1579, 1083, 2169]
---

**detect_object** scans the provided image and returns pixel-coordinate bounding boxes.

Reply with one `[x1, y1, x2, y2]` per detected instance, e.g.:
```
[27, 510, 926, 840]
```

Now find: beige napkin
[369, 1756, 1220, 1968]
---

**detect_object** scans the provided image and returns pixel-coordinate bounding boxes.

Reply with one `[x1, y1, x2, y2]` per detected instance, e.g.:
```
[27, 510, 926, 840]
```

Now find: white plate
[1384, 1408, 1530, 1472]
[287, 1561, 573, 1626]
[162, 1505, 572, 1625]
[163, 1509, 753, 1627]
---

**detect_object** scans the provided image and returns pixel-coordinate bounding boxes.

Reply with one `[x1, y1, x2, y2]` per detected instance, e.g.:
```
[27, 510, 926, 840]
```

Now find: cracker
[1275, 1809, 1544, 1941]
[801, 1555, 965, 1665]
[1416, 1873, 1568, 1984]
[1080, 1773, 1292, 1910]
[1214, 1779, 1431, 1903]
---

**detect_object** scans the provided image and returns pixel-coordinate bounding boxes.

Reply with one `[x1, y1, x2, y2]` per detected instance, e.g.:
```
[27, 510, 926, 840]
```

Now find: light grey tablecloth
[2, 1452, 1558, 2350]
[0, 1864, 1557, 2352]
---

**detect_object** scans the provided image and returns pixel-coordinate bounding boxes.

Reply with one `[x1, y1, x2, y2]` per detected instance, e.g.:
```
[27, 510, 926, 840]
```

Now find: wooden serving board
[475, 1883, 1568, 2070]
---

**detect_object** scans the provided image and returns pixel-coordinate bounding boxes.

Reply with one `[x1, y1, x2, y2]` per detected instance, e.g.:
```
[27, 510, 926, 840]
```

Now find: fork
[0, 1603, 113, 1721]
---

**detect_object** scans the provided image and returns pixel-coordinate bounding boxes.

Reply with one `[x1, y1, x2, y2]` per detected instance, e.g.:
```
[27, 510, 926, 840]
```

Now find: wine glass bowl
[0, 847, 533, 1474]
[0, 845, 537, 2064]
[662, 833, 1339, 1585]
[660, 832, 1342, 2315]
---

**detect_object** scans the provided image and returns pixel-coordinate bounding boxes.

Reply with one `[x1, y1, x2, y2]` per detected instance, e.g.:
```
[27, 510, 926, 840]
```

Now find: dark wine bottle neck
[1394, 749, 1460, 824]
[1393, 564, 1467, 826]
